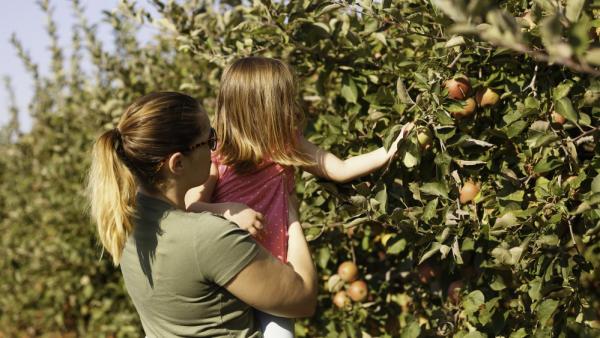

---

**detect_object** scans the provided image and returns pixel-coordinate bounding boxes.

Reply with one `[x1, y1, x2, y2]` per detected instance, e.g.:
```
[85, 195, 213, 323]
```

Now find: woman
[87, 92, 317, 337]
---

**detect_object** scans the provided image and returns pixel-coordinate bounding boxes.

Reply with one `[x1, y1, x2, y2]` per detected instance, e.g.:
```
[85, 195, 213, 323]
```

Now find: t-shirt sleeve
[194, 215, 260, 286]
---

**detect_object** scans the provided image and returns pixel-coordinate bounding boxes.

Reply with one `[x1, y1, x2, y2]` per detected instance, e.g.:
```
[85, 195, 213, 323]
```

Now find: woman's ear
[166, 152, 185, 175]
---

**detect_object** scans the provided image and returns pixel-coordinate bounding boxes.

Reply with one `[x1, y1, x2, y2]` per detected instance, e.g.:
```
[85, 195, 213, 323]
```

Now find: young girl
[186, 57, 412, 337]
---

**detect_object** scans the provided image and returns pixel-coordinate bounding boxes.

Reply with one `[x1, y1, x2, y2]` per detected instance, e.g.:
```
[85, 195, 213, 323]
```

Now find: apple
[347, 280, 368, 302]
[459, 181, 480, 204]
[417, 263, 438, 284]
[445, 77, 471, 100]
[417, 128, 433, 150]
[452, 98, 477, 118]
[447, 280, 465, 304]
[475, 88, 500, 107]
[338, 261, 359, 282]
[333, 290, 350, 308]
[551, 111, 566, 125]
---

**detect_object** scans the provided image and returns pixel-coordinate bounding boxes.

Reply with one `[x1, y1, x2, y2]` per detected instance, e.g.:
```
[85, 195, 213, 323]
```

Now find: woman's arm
[185, 162, 264, 235]
[299, 123, 413, 183]
[224, 195, 318, 318]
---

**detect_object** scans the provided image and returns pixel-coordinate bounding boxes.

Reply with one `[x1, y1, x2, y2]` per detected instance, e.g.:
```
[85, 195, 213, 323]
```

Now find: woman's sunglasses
[187, 127, 217, 152]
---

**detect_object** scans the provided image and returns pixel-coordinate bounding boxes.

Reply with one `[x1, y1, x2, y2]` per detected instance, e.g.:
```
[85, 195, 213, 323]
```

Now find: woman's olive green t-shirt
[120, 193, 261, 337]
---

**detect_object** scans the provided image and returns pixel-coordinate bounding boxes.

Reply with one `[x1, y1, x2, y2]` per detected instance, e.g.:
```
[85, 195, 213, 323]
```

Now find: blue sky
[0, 1, 157, 132]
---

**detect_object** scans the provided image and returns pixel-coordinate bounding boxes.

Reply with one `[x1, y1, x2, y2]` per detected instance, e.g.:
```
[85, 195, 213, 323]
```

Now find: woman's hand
[386, 122, 415, 159]
[223, 203, 264, 236]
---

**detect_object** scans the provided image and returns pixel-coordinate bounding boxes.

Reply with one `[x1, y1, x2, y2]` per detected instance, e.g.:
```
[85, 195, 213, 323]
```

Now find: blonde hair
[216, 56, 314, 174]
[87, 92, 205, 265]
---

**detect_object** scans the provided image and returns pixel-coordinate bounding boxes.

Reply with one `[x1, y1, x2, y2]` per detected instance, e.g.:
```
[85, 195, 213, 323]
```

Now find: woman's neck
[138, 184, 187, 210]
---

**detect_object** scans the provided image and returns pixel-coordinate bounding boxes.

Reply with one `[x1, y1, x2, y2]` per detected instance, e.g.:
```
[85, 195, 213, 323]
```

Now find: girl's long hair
[87, 92, 205, 265]
[215, 56, 314, 174]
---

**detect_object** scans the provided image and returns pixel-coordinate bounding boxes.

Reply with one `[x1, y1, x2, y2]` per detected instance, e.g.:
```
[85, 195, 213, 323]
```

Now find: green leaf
[317, 247, 331, 269]
[445, 35, 465, 48]
[534, 157, 563, 174]
[387, 238, 407, 255]
[490, 275, 506, 291]
[592, 173, 600, 193]
[552, 81, 573, 100]
[585, 48, 600, 66]
[419, 182, 449, 199]
[432, 0, 467, 22]
[403, 150, 419, 168]
[463, 331, 487, 338]
[344, 216, 369, 228]
[529, 278, 542, 302]
[375, 185, 388, 211]
[419, 242, 442, 264]
[565, 0, 585, 22]
[493, 212, 518, 229]
[506, 120, 529, 138]
[537, 299, 559, 325]
[400, 320, 421, 338]
[341, 75, 358, 103]
[422, 198, 438, 222]
[396, 77, 414, 104]
[501, 190, 525, 202]
[537, 234, 560, 246]
[509, 328, 528, 338]
[491, 247, 513, 265]
[526, 132, 560, 149]
[463, 290, 485, 314]
[554, 97, 578, 123]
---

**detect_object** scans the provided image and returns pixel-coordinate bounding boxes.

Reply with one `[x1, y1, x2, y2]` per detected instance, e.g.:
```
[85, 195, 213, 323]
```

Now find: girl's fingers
[247, 227, 257, 236]
[255, 212, 264, 221]
[253, 220, 263, 230]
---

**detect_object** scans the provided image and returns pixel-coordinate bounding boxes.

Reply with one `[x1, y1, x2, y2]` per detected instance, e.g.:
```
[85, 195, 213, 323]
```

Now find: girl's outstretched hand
[223, 203, 264, 236]
[386, 122, 415, 159]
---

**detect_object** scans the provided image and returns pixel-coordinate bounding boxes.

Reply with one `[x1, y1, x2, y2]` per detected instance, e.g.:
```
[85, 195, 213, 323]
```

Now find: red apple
[551, 111, 566, 125]
[475, 88, 500, 107]
[348, 280, 368, 302]
[417, 263, 438, 284]
[452, 98, 477, 118]
[333, 290, 350, 308]
[338, 261, 359, 282]
[447, 280, 465, 304]
[445, 77, 471, 100]
[460, 181, 480, 204]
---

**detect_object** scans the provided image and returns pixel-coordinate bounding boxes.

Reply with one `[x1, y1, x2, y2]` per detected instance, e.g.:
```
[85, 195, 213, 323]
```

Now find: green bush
[1, 0, 599, 336]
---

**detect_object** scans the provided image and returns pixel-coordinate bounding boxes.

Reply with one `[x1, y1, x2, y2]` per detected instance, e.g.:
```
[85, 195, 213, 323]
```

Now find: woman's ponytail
[87, 128, 137, 265]
[87, 92, 204, 265]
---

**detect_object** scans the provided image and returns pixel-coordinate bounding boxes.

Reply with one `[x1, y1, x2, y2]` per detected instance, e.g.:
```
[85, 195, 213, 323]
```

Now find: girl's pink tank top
[211, 153, 294, 263]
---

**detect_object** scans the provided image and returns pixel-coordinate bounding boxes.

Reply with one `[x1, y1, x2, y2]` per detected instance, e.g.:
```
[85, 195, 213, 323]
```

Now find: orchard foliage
[1, 0, 599, 336]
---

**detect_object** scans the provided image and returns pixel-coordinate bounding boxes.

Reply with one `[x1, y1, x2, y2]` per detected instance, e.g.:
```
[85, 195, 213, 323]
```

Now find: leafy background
[1, 0, 599, 337]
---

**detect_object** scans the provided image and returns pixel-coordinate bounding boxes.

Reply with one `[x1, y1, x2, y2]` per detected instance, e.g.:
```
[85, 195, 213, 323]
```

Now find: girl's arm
[185, 162, 264, 235]
[300, 123, 413, 183]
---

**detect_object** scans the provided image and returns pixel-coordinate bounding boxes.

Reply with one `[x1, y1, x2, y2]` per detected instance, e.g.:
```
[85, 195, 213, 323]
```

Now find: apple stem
[571, 126, 599, 142]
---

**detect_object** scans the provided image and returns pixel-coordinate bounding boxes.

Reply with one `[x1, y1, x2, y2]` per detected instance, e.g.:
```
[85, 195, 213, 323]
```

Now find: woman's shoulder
[169, 210, 234, 232]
